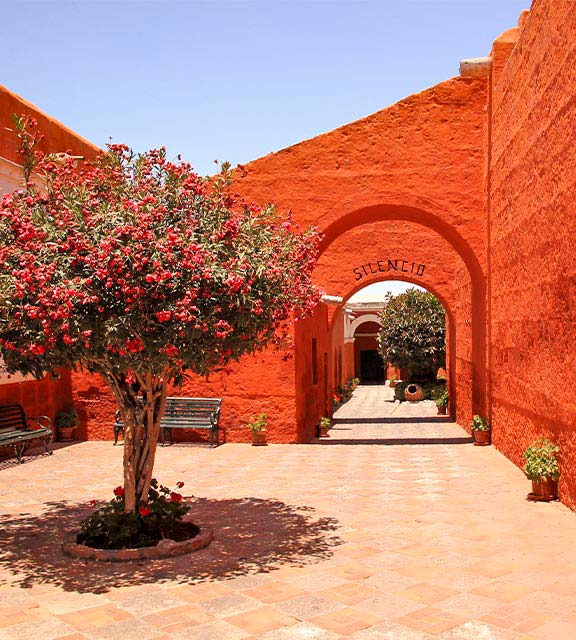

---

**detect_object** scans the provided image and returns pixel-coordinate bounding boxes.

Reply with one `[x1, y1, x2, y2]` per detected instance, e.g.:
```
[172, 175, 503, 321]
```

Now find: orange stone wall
[487, 0, 576, 508]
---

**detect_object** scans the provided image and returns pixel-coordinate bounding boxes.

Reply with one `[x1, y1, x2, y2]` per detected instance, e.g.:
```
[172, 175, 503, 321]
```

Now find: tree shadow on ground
[0, 497, 342, 594]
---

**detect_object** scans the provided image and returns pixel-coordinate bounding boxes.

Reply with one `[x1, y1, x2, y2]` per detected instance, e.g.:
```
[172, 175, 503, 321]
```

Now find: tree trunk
[108, 373, 167, 513]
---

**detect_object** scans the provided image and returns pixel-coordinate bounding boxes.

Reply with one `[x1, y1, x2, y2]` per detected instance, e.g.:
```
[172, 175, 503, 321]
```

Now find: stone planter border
[62, 525, 213, 562]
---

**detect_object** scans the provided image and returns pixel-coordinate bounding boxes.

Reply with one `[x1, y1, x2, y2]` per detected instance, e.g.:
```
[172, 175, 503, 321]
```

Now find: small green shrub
[523, 438, 560, 481]
[248, 413, 267, 433]
[471, 415, 490, 431]
[435, 389, 449, 407]
[55, 408, 79, 429]
[319, 417, 331, 429]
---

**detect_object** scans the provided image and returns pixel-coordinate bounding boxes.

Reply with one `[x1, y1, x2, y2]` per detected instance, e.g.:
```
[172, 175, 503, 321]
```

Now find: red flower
[139, 506, 152, 517]
[176, 481, 184, 488]
[113, 486, 124, 497]
[89, 499, 97, 507]
[170, 492, 183, 503]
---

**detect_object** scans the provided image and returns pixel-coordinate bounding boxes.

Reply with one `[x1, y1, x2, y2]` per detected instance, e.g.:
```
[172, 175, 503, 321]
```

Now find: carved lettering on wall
[352, 259, 426, 281]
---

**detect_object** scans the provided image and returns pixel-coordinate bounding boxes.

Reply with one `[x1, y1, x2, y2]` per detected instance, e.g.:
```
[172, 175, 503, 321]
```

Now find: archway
[313, 208, 483, 420]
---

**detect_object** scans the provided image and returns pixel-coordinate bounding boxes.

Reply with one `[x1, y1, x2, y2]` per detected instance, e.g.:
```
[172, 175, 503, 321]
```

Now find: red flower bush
[0, 116, 321, 515]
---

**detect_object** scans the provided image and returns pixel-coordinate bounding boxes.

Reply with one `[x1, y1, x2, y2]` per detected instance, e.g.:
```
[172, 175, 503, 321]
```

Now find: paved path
[1, 385, 576, 639]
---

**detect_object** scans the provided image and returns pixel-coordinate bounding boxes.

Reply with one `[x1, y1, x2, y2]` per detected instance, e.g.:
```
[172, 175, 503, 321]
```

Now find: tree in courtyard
[377, 288, 445, 381]
[0, 116, 321, 514]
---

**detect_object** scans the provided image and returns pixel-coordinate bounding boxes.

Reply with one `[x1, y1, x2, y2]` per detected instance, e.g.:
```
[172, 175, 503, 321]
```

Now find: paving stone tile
[0, 386, 575, 639]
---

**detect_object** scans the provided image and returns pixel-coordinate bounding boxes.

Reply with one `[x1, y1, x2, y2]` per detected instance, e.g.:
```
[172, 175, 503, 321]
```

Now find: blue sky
[4, 0, 528, 177]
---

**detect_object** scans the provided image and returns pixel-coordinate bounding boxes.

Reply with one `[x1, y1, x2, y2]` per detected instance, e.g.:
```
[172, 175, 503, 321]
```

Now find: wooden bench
[0, 404, 53, 463]
[113, 397, 222, 447]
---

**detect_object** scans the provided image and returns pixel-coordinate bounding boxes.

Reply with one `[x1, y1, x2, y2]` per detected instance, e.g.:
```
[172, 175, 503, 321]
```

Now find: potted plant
[523, 438, 560, 501]
[389, 375, 397, 389]
[248, 412, 267, 446]
[55, 408, 79, 442]
[435, 389, 449, 415]
[319, 416, 332, 438]
[471, 415, 491, 446]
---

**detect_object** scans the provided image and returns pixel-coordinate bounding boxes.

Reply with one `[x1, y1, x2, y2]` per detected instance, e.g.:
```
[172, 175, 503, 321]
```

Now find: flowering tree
[0, 116, 321, 513]
[378, 288, 445, 382]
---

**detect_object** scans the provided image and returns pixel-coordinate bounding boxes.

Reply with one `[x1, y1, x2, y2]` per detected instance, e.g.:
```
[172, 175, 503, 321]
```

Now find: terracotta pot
[529, 478, 558, 501]
[320, 425, 330, 438]
[404, 384, 424, 401]
[389, 380, 397, 388]
[251, 431, 267, 446]
[473, 429, 491, 446]
[57, 426, 75, 442]
[437, 405, 447, 415]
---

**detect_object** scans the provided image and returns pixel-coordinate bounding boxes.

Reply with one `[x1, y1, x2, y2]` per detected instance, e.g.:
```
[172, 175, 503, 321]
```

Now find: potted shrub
[55, 408, 79, 442]
[435, 389, 449, 415]
[523, 438, 560, 501]
[471, 415, 491, 446]
[319, 416, 331, 438]
[248, 412, 267, 446]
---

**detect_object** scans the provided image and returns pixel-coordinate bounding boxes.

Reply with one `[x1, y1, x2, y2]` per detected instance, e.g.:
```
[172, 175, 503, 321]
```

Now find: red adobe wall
[0, 85, 98, 165]
[234, 75, 488, 420]
[488, 0, 576, 508]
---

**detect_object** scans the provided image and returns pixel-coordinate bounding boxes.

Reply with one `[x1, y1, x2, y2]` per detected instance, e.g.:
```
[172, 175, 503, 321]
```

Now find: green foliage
[378, 289, 446, 382]
[471, 415, 490, 431]
[248, 412, 267, 433]
[523, 438, 560, 481]
[77, 479, 191, 549]
[319, 417, 332, 429]
[434, 389, 449, 407]
[55, 407, 79, 429]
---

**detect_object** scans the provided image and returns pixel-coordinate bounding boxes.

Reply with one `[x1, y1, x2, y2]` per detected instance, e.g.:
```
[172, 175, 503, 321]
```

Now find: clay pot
[404, 384, 424, 401]
[389, 380, 397, 388]
[473, 429, 491, 446]
[528, 478, 558, 501]
[437, 405, 447, 416]
[320, 425, 330, 438]
[57, 427, 75, 442]
[251, 431, 267, 446]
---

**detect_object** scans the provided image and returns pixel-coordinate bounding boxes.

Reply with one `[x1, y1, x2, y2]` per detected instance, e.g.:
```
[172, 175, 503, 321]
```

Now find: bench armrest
[28, 415, 52, 430]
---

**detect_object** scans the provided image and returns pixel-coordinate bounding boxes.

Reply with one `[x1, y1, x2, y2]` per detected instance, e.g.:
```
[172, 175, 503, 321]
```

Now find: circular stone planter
[62, 520, 213, 562]
[404, 383, 424, 402]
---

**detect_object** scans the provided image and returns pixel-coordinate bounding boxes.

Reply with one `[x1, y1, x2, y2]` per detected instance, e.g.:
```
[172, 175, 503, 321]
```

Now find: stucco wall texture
[488, 0, 576, 509]
[3, 2, 576, 509]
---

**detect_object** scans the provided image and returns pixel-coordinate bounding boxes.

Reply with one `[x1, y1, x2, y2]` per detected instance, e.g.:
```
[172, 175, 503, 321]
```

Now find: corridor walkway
[1, 386, 576, 639]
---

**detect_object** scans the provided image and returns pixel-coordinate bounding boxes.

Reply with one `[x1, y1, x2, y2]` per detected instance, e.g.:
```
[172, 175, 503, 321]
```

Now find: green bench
[0, 403, 53, 463]
[113, 397, 222, 447]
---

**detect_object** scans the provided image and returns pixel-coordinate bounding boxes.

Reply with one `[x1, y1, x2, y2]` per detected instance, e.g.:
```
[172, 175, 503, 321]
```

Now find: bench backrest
[0, 404, 28, 433]
[161, 397, 221, 427]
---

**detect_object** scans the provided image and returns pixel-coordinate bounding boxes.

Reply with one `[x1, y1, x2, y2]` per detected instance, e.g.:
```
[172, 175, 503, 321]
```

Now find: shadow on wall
[0, 497, 342, 594]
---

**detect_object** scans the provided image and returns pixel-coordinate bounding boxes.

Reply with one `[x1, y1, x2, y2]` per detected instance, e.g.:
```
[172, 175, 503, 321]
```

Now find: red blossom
[176, 481, 184, 488]
[113, 486, 124, 497]
[170, 492, 183, 503]
[139, 506, 152, 516]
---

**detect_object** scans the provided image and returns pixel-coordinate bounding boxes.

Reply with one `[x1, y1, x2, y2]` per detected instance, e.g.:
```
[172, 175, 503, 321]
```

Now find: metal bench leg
[42, 433, 53, 456]
[13, 442, 25, 463]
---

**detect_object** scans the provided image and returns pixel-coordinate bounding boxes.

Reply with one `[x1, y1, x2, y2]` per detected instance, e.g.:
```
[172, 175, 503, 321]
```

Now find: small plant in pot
[471, 415, 491, 446]
[435, 389, 449, 415]
[55, 408, 79, 442]
[523, 438, 560, 501]
[389, 375, 397, 389]
[319, 416, 332, 438]
[248, 412, 267, 446]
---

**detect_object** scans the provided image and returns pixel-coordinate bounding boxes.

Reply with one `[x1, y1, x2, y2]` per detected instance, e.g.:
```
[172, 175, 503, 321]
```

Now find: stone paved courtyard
[1, 385, 576, 639]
